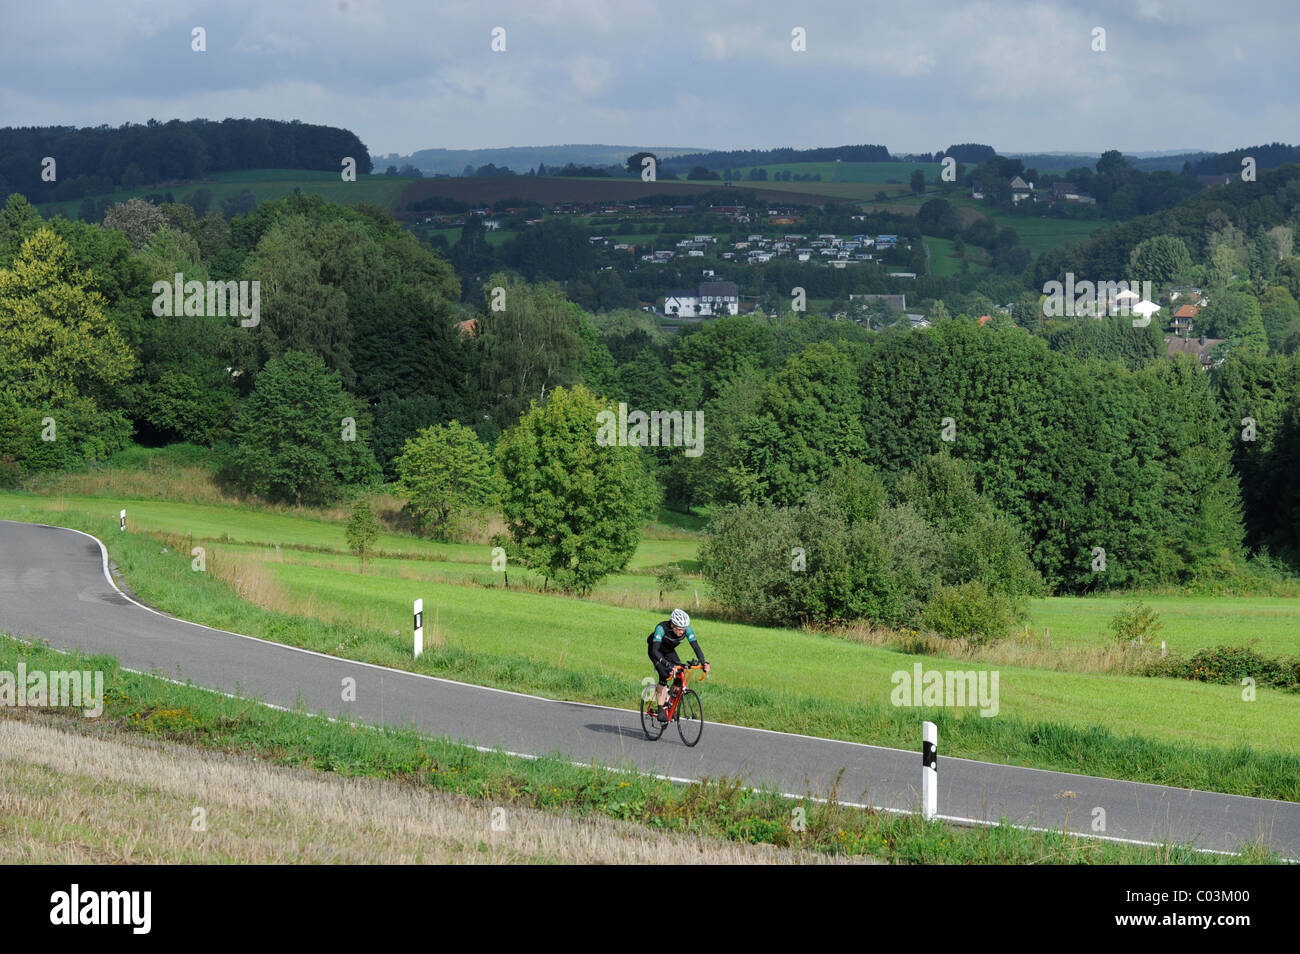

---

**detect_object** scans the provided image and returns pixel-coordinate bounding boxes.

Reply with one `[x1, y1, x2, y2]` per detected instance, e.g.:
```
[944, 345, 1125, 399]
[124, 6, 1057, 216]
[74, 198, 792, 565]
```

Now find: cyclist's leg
[651, 648, 680, 707]
[649, 645, 669, 707]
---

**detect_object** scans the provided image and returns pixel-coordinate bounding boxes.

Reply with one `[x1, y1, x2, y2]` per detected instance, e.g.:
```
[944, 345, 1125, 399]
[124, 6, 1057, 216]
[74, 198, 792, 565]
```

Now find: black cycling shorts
[649, 644, 682, 685]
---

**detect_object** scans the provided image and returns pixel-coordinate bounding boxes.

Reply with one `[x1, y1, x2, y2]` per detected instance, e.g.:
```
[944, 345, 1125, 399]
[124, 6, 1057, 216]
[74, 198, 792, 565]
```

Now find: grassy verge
[5, 507, 1300, 802]
[0, 638, 1278, 864]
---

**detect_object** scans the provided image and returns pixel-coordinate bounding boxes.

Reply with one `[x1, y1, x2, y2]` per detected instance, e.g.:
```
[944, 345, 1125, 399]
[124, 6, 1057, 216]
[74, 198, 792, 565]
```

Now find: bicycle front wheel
[676, 688, 703, 747]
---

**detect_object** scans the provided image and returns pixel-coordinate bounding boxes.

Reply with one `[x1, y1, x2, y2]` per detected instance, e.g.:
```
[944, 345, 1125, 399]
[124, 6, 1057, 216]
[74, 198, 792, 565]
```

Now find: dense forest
[660, 144, 894, 171]
[0, 119, 373, 202]
[1189, 143, 1300, 175]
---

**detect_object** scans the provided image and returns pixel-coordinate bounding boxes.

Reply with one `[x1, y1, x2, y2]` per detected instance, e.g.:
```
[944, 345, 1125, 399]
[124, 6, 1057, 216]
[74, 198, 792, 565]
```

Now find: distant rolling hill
[377, 145, 703, 175]
[393, 176, 834, 211]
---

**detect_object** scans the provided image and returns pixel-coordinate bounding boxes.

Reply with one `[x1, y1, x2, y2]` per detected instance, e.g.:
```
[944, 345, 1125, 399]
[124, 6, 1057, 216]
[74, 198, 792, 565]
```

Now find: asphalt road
[1, 519, 1296, 859]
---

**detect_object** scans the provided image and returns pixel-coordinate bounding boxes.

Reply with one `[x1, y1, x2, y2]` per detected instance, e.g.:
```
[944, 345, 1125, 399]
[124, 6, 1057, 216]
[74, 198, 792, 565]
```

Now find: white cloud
[0, 0, 1296, 154]
[233, 31, 310, 56]
[569, 54, 613, 95]
[702, 31, 727, 60]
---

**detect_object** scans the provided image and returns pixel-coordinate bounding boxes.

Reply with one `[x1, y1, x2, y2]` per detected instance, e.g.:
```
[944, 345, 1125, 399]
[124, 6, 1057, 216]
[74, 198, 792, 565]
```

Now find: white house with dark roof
[1009, 176, 1035, 203]
[698, 281, 740, 315]
[663, 289, 699, 316]
[663, 281, 740, 317]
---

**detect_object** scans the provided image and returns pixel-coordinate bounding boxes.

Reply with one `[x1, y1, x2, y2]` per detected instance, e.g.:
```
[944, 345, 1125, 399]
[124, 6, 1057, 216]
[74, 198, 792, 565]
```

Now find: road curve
[1, 519, 1296, 859]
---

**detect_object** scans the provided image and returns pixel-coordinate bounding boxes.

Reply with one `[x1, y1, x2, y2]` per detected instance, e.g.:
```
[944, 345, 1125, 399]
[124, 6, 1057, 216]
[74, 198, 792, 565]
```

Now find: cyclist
[648, 608, 709, 723]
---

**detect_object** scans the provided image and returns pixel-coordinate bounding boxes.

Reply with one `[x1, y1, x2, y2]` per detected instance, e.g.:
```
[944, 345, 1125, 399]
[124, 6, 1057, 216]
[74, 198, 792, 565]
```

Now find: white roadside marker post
[414, 598, 424, 659]
[922, 721, 937, 820]
[119, 509, 126, 531]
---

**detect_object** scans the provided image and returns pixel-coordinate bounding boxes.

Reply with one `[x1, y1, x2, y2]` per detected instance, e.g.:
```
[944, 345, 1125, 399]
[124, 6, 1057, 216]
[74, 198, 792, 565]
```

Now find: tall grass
[830, 621, 1165, 676]
[20, 445, 415, 532]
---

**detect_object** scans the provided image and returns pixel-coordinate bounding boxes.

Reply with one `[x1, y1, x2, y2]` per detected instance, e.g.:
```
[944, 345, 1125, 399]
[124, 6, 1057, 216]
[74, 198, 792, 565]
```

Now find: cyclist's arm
[649, 625, 670, 665]
[685, 627, 707, 665]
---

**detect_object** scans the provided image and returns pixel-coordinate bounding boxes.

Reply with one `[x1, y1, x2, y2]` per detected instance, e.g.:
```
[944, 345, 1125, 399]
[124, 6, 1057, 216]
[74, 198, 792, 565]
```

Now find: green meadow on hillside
[4, 490, 1299, 783]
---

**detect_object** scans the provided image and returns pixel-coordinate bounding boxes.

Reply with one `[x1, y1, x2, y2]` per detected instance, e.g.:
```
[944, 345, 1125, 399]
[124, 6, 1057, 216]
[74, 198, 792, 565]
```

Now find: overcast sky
[3, 0, 1297, 157]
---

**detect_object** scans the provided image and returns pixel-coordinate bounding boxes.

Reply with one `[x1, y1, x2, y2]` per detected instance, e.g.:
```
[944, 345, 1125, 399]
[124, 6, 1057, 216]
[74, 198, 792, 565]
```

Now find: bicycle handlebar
[672, 661, 709, 681]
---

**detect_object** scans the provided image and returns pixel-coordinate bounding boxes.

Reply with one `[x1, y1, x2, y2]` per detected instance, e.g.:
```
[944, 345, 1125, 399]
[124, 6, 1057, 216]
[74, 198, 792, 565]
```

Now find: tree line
[5, 177, 1300, 633]
[0, 119, 373, 203]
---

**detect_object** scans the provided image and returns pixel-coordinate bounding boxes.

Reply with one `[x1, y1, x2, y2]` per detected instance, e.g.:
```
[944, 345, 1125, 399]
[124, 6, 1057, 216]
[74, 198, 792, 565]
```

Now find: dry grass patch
[826, 622, 1162, 675]
[25, 463, 232, 506]
[0, 713, 860, 865]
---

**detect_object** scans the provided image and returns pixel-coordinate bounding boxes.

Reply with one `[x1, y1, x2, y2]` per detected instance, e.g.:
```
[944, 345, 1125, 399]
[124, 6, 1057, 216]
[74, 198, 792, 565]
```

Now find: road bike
[638, 661, 707, 746]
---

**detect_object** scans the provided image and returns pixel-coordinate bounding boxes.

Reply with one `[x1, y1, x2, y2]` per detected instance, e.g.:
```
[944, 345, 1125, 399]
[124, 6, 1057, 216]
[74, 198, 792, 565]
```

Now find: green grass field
[922, 235, 973, 276]
[422, 226, 516, 246]
[0, 492, 704, 604]
[239, 557, 1300, 755]
[6, 486, 1296, 655]
[947, 197, 1107, 256]
[35, 168, 419, 220]
[1030, 595, 1300, 657]
[5, 489, 1300, 789]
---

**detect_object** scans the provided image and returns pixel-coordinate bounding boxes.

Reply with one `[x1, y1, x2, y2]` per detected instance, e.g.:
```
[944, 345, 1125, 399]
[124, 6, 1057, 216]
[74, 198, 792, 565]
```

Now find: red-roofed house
[1170, 303, 1199, 337]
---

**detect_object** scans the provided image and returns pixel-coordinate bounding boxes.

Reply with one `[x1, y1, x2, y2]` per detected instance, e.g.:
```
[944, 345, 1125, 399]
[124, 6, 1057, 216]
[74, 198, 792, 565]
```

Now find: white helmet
[670, 608, 690, 628]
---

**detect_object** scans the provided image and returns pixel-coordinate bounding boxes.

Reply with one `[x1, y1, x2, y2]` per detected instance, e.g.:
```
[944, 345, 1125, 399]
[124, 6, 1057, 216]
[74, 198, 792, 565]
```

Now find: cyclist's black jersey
[648, 620, 705, 664]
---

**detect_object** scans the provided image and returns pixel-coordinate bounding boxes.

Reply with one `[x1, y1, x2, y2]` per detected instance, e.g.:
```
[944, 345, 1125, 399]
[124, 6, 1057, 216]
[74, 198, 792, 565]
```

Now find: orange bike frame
[663, 662, 707, 719]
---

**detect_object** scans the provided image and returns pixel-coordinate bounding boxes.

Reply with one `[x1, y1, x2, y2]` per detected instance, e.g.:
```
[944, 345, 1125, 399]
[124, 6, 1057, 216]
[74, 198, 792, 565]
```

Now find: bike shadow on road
[584, 722, 654, 740]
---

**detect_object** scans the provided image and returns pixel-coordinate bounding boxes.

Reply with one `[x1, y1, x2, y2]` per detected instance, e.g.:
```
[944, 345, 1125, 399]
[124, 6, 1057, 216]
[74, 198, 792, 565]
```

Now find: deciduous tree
[494, 384, 657, 593]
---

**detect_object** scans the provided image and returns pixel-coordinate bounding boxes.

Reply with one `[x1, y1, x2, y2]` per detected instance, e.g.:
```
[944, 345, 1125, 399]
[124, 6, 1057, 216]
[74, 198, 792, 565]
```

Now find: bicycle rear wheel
[639, 686, 666, 740]
[676, 688, 703, 747]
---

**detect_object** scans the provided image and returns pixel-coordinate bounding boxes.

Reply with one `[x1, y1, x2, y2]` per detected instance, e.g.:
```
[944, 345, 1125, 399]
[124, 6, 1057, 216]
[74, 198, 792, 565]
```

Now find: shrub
[919, 581, 1015, 645]
[345, 496, 380, 572]
[655, 565, 683, 599]
[1150, 643, 1300, 691]
[700, 456, 1040, 632]
[697, 500, 805, 622]
[0, 393, 132, 478]
[1107, 601, 1165, 644]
